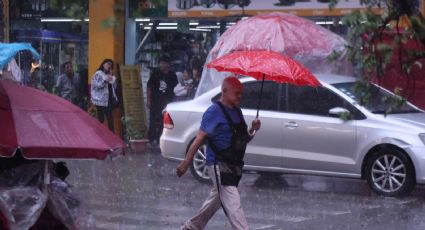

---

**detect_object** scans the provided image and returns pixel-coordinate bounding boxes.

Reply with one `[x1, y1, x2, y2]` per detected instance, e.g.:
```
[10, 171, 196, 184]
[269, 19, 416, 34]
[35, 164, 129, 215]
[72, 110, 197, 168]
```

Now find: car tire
[365, 148, 416, 197]
[189, 143, 211, 183]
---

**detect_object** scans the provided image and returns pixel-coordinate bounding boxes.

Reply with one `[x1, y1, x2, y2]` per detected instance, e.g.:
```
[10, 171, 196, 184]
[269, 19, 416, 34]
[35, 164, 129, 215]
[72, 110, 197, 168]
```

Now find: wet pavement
[65, 147, 425, 230]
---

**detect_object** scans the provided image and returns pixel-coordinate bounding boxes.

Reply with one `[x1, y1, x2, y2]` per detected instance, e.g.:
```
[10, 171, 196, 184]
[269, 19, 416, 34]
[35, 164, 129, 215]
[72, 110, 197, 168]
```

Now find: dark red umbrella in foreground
[207, 50, 320, 117]
[0, 80, 125, 160]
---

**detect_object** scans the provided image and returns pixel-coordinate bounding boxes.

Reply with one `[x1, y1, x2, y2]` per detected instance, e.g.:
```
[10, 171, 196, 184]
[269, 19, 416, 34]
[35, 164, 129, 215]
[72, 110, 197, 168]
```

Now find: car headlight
[419, 134, 425, 145]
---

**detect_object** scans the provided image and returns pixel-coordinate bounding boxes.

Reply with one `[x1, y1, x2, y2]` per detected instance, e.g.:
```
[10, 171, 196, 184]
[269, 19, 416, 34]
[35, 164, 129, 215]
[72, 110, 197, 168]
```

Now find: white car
[161, 74, 425, 197]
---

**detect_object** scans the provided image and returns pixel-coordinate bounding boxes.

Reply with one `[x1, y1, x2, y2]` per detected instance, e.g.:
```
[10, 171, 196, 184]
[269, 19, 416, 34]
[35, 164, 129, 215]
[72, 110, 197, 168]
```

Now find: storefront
[0, 0, 392, 136]
[5, 0, 88, 98]
[124, 0, 372, 99]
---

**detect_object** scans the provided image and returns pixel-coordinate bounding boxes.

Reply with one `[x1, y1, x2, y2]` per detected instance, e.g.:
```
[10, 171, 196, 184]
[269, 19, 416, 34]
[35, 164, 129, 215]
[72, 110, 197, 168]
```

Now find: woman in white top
[90, 59, 118, 132]
[173, 68, 193, 101]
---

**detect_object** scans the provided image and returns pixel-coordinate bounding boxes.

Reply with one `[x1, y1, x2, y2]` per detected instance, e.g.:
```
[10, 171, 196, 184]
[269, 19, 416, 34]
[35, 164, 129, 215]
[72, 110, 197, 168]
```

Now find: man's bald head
[222, 76, 243, 92]
[220, 76, 244, 107]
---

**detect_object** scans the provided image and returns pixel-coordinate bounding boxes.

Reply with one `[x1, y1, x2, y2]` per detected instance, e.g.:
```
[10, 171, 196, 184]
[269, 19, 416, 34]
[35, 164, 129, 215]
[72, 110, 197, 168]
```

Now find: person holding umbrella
[176, 76, 261, 230]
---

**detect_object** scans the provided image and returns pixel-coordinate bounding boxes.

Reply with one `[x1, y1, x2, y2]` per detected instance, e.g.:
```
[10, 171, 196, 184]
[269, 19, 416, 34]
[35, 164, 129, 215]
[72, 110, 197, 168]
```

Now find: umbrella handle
[256, 74, 265, 118]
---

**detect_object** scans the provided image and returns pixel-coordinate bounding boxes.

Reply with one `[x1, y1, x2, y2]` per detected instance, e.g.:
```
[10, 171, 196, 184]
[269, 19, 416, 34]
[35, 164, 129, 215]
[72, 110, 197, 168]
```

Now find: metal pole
[256, 74, 265, 118]
[42, 160, 50, 194]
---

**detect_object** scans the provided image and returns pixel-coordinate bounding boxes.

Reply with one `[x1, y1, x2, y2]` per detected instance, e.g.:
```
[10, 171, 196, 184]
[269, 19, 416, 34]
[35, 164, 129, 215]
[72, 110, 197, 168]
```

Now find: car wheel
[189, 143, 211, 183]
[365, 148, 416, 197]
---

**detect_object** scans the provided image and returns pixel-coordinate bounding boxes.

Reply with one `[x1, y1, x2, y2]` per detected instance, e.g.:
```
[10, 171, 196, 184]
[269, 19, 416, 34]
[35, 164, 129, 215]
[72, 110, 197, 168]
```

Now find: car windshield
[332, 82, 421, 114]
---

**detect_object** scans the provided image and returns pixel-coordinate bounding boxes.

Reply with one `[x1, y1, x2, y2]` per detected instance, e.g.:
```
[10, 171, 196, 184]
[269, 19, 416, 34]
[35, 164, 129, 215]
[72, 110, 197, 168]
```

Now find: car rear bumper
[160, 135, 186, 162]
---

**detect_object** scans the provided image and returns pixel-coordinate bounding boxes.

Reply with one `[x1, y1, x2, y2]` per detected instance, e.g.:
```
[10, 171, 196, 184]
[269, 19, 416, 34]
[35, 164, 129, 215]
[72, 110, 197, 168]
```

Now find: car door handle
[285, 121, 299, 129]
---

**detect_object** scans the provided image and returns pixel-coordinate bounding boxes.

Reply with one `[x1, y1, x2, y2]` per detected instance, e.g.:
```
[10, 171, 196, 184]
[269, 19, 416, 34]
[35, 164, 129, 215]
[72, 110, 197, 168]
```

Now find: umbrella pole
[256, 74, 265, 118]
[43, 160, 50, 193]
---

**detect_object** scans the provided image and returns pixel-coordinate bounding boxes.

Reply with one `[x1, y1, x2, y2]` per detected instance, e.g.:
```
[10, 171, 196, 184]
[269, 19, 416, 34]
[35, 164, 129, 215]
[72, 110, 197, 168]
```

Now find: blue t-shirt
[200, 103, 242, 165]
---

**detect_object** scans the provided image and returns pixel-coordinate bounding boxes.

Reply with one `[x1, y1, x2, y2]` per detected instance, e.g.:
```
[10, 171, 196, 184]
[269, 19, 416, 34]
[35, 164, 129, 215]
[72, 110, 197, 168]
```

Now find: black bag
[110, 96, 119, 108]
[108, 82, 120, 108]
[216, 161, 243, 186]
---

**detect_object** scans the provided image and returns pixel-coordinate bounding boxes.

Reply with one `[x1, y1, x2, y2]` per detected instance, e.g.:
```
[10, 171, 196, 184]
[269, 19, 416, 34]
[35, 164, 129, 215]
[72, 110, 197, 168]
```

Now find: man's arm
[247, 118, 261, 142]
[176, 130, 208, 177]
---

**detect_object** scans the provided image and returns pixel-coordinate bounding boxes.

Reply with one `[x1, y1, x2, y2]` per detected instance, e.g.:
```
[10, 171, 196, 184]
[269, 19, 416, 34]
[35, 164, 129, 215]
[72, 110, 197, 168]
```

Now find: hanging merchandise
[217, 0, 236, 9]
[237, 0, 250, 7]
[199, 0, 216, 8]
[275, 0, 295, 6]
[176, 0, 196, 9]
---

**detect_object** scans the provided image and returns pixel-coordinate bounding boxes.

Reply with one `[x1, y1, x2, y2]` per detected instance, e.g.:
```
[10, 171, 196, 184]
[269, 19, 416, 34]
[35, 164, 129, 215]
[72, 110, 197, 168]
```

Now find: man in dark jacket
[56, 62, 81, 106]
[147, 55, 178, 146]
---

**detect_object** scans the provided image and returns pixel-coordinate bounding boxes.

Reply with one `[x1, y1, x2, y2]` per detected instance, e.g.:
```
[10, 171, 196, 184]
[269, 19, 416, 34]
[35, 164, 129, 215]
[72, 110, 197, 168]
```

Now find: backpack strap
[216, 101, 247, 128]
[215, 101, 236, 125]
[208, 102, 246, 155]
[207, 102, 235, 155]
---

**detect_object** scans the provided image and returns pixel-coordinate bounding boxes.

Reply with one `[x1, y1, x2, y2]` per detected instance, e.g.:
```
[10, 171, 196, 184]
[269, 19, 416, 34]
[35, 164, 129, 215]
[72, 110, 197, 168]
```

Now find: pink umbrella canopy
[196, 12, 349, 97]
[210, 12, 347, 63]
[0, 80, 125, 160]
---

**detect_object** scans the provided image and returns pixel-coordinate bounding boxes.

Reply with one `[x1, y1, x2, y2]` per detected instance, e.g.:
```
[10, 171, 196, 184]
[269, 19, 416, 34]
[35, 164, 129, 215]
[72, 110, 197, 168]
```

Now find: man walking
[56, 61, 80, 106]
[147, 55, 178, 146]
[176, 77, 261, 230]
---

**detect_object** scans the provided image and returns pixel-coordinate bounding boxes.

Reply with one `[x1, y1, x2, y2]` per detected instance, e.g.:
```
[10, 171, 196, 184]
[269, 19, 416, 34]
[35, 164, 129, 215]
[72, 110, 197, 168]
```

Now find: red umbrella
[207, 50, 320, 117]
[0, 80, 125, 160]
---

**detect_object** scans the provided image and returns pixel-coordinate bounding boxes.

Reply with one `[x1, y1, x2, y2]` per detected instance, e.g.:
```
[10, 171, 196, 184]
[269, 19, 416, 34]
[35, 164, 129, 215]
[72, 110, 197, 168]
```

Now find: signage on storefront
[120, 65, 147, 135]
[11, 0, 48, 19]
[168, 0, 383, 17]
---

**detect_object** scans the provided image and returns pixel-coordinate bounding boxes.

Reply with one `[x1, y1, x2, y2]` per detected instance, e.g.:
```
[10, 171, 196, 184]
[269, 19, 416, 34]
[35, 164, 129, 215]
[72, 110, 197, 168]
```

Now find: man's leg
[220, 185, 249, 230]
[212, 164, 248, 230]
[154, 107, 165, 142]
[149, 103, 165, 144]
[148, 105, 158, 142]
[181, 166, 221, 230]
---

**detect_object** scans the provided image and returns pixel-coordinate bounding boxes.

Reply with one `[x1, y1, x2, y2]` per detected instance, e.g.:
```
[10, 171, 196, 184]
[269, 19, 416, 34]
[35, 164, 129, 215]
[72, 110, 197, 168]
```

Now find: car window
[279, 84, 288, 112]
[287, 85, 364, 118]
[240, 81, 280, 111]
[332, 82, 421, 114]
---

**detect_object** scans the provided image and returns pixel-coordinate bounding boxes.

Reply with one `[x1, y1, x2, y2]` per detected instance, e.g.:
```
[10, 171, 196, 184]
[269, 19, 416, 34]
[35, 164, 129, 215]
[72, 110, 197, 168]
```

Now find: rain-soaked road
[65, 147, 425, 230]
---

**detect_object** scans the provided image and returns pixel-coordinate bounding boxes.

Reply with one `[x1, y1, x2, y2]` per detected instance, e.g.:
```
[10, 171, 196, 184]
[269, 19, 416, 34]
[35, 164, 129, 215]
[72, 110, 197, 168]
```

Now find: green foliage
[101, 16, 118, 29]
[80, 97, 97, 118]
[48, 0, 121, 32]
[381, 87, 407, 115]
[121, 116, 145, 142]
[130, 0, 168, 17]
[330, 0, 425, 115]
[48, 0, 88, 19]
[339, 111, 352, 121]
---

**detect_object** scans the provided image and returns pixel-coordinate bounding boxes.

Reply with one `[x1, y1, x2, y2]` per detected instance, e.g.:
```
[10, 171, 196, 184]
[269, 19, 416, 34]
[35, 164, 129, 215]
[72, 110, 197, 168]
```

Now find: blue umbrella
[14, 30, 88, 43]
[0, 42, 40, 69]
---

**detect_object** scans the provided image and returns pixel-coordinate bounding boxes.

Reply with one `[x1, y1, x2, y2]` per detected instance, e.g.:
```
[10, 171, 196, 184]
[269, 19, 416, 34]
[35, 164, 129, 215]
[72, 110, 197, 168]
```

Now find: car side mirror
[329, 107, 351, 120]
